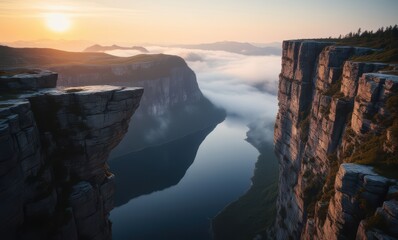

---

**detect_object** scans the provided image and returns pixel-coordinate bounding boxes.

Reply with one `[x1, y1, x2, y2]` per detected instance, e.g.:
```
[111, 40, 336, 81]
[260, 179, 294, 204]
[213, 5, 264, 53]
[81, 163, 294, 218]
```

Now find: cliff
[273, 40, 398, 239]
[0, 46, 224, 152]
[0, 69, 143, 239]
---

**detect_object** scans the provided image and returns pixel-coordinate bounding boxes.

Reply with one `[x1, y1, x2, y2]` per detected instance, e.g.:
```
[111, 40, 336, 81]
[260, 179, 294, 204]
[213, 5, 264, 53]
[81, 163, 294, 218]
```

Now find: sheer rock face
[274, 40, 333, 239]
[0, 72, 143, 239]
[321, 164, 391, 240]
[53, 56, 202, 116]
[28, 85, 143, 182]
[341, 62, 388, 99]
[351, 73, 398, 135]
[273, 40, 398, 240]
[0, 69, 57, 90]
[131, 66, 202, 115]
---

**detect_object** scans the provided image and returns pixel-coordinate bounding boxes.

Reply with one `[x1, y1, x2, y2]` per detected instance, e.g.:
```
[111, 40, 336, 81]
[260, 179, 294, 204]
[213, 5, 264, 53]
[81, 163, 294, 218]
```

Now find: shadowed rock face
[0, 70, 143, 239]
[110, 125, 216, 207]
[273, 40, 398, 240]
[0, 46, 226, 152]
[0, 69, 57, 90]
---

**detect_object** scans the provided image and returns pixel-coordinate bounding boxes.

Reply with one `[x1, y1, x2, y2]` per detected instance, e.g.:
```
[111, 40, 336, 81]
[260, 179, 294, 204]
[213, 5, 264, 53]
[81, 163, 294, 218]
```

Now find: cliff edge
[0, 69, 143, 239]
[0, 46, 225, 153]
[273, 40, 398, 239]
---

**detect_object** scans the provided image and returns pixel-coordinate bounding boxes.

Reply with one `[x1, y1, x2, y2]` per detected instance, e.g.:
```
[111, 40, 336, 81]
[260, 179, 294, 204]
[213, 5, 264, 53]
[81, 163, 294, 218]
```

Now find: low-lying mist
[108, 46, 281, 144]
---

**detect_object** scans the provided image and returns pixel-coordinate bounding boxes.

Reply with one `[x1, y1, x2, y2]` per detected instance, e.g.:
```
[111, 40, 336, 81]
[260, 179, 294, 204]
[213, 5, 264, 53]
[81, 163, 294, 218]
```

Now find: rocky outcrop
[273, 40, 398, 239]
[0, 69, 57, 90]
[321, 164, 392, 240]
[0, 70, 143, 239]
[52, 55, 203, 116]
[0, 45, 225, 162]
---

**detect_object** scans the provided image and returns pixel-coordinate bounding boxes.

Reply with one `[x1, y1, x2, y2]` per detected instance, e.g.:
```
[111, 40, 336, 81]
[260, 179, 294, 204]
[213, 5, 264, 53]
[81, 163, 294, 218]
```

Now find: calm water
[109, 118, 259, 240]
[106, 48, 280, 239]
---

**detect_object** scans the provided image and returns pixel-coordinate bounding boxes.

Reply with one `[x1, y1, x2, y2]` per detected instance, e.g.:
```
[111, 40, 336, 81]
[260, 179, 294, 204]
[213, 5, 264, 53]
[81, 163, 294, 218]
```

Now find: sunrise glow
[45, 13, 71, 32]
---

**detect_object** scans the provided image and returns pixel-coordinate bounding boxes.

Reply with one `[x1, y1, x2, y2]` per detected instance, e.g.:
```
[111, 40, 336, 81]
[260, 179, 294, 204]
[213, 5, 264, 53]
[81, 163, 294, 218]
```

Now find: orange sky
[1, 0, 398, 46]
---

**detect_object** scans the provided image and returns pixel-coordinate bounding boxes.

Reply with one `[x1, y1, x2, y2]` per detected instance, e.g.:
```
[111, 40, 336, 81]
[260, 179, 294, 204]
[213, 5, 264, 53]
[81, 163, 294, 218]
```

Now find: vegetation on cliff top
[310, 25, 398, 63]
[337, 25, 398, 63]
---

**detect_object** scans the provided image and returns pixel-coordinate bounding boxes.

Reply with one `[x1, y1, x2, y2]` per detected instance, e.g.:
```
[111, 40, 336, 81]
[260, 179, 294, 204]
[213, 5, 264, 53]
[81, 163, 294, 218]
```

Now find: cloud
[108, 46, 281, 143]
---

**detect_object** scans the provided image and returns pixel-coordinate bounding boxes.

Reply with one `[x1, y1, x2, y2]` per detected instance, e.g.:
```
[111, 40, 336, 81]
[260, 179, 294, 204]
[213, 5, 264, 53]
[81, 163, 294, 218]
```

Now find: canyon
[0, 69, 143, 239]
[273, 40, 398, 239]
[3, 38, 397, 240]
[0, 46, 227, 239]
[0, 45, 225, 151]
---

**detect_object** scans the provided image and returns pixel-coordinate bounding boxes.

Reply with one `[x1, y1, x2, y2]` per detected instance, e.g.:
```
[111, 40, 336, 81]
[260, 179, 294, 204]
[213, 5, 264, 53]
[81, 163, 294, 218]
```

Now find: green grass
[212, 152, 278, 240]
[340, 92, 398, 179]
[345, 132, 398, 178]
[313, 154, 339, 224]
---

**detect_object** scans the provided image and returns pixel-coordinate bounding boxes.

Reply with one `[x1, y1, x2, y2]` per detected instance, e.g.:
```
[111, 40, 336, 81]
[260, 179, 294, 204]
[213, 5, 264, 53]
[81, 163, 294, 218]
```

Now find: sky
[0, 0, 398, 44]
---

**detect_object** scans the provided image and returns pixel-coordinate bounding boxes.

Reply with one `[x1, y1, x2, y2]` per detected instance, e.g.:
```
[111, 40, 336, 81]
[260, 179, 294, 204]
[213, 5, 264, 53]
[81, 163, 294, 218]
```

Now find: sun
[45, 13, 71, 33]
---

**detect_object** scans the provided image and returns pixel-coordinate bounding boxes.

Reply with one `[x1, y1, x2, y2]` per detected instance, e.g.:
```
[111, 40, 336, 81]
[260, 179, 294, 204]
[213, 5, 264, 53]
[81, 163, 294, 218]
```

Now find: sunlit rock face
[273, 40, 398, 239]
[0, 70, 142, 239]
[321, 164, 391, 240]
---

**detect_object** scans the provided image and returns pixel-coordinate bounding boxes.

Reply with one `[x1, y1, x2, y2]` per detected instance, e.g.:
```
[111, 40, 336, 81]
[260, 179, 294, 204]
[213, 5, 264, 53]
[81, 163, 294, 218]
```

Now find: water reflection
[110, 98, 225, 157]
[110, 119, 259, 240]
[109, 125, 217, 207]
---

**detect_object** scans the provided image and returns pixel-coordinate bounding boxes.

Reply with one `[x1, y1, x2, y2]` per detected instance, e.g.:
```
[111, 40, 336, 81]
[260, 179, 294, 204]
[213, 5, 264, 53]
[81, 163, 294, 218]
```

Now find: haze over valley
[1, 1, 398, 240]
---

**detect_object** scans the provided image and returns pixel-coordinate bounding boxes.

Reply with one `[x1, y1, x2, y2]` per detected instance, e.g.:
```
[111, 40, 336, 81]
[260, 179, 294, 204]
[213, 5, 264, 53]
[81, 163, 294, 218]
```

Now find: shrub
[324, 78, 342, 97]
[336, 25, 398, 63]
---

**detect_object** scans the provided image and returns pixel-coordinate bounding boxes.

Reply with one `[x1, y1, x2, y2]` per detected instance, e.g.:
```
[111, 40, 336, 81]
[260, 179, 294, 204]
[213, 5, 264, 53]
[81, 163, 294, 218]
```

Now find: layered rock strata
[0, 47, 225, 153]
[52, 56, 201, 115]
[0, 70, 143, 239]
[273, 40, 398, 239]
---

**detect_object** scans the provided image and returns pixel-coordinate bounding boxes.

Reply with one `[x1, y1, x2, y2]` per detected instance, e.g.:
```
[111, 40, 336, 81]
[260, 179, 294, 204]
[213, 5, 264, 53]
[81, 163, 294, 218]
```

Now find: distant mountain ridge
[0, 39, 95, 52]
[84, 44, 149, 53]
[173, 41, 281, 56]
[0, 45, 225, 152]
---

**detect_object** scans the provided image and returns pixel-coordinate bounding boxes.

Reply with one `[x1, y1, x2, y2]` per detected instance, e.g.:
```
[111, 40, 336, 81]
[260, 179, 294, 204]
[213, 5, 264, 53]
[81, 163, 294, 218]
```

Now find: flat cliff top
[59, 85, 143, 94]
[0, 85, 143, 109]
[44, 85, 144, 97]
[285, 26, 398, 63]
[0, 68, 58, 90]
[0, 45, 187, 68]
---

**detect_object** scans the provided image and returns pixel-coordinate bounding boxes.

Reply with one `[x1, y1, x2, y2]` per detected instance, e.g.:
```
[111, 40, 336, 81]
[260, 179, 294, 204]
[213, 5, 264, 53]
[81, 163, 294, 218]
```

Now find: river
[107, 47, 280, 239]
